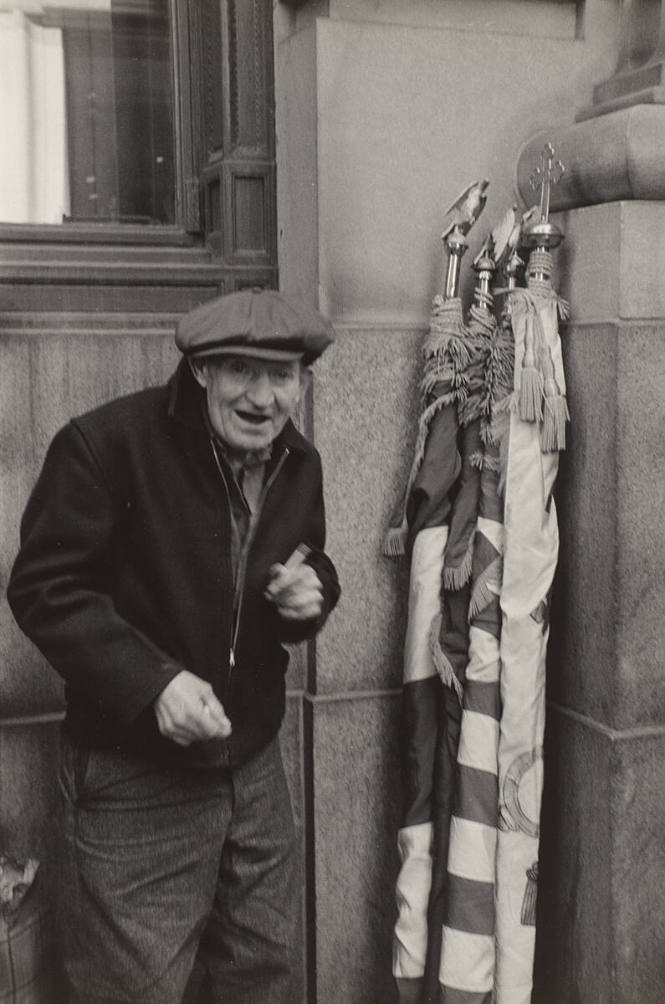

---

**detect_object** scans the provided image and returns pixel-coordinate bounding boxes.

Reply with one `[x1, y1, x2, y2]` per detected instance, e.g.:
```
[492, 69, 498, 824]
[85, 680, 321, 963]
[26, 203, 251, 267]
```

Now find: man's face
[192, 355, 302, 456]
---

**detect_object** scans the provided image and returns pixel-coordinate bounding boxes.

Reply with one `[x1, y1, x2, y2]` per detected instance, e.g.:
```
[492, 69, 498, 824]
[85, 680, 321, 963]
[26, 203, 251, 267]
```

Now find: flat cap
[175, 288, 334, 366]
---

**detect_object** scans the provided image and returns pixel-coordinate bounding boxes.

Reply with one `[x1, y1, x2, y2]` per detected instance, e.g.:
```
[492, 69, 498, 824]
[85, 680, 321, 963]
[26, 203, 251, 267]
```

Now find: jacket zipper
[210, 441, 290, 691]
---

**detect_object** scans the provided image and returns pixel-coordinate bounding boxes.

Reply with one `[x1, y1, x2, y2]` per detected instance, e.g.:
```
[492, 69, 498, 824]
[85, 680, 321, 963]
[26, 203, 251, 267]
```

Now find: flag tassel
[541, 387, 570, 453]
[519, 365, 543, 423]
[520, 863, 539, 927]
[540, 344, 569, 452]
[519, 316, 544, 423]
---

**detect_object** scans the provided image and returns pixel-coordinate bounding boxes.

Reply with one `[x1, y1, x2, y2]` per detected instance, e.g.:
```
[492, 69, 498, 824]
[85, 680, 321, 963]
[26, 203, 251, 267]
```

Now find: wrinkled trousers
[57, 733, 298, 1004]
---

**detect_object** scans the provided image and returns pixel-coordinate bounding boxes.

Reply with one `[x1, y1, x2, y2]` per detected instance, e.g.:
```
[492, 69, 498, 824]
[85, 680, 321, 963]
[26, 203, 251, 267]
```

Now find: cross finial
[529, 143, 565, 224]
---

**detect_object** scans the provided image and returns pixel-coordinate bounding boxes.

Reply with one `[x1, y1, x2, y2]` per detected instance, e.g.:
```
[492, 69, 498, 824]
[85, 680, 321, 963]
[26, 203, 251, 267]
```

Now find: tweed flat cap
[175, 288, 334, 365]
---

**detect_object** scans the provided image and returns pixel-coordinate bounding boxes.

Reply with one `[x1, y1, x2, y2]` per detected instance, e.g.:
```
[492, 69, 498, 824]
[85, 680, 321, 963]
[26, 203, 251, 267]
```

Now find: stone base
[535, 707, 665, 1004]
[306, 691, 401, 1004]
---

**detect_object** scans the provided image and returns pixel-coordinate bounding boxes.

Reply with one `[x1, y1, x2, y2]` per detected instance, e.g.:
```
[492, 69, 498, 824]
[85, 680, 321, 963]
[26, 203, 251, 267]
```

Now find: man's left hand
[264, 562, 323, 621]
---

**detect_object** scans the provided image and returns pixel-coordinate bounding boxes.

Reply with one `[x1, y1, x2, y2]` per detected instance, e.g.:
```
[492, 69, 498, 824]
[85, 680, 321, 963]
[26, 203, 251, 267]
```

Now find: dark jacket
[7, 360, 340, 768]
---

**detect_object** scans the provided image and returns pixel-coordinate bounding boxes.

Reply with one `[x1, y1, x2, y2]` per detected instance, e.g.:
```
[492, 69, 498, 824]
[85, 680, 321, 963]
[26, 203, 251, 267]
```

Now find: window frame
[0, 0, 278, 303]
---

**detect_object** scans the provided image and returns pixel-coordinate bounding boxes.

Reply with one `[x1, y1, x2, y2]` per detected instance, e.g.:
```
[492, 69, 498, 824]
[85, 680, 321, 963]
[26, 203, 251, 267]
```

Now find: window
[0, 1, 175, 226]
[0, 0, 277, 302]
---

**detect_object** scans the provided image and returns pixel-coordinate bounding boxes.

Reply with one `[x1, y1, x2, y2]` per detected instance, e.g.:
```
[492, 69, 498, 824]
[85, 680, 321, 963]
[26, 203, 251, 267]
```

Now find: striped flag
[391, 212, 568, 1004]
[391, 294, 472, 1002]
[437, 280, 513, 1003]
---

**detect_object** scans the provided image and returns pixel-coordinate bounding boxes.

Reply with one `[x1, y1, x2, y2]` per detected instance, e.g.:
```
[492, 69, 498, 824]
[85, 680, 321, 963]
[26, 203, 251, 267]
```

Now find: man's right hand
[154, 670, 232, 746]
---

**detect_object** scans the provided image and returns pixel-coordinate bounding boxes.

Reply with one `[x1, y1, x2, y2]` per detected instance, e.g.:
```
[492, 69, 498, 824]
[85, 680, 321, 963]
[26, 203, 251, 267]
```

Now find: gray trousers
[57, 733, 299, 1004]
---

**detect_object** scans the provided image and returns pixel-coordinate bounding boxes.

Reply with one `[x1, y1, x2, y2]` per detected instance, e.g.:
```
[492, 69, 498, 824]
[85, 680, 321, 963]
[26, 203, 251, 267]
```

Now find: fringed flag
[391, 162, 568, 1004]
[390, 291, 469, 1002]
[417, 286, 490, 1002]
[437, 243, 513, 1004]
[390, 187, 490, 1001]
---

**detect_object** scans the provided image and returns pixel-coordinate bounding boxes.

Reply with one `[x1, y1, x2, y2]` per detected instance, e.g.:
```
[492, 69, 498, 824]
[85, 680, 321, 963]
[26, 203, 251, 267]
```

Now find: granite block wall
[304, 324, 423, 1002]
[306, 692, 402, 1004]
[313, 326, 422, 694]
[535, 202, 665, 1003]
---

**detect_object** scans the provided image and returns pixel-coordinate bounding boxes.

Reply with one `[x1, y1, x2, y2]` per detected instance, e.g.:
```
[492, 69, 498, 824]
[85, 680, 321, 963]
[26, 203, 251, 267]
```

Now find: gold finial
[471, 233, 496, 314]
[529, 143, 565, 226]
[440, 179, 491, 299]
[524, 143, 566, 254]
[443, 230, 468, 300]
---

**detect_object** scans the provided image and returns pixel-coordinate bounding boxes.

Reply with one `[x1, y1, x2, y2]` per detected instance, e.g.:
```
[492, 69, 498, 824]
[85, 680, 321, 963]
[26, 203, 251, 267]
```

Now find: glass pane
[0, 0, 175, 225]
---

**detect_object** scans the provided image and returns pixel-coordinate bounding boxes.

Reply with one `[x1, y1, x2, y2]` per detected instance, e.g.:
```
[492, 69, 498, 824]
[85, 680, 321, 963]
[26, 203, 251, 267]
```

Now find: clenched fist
[154, 670, 232, 747]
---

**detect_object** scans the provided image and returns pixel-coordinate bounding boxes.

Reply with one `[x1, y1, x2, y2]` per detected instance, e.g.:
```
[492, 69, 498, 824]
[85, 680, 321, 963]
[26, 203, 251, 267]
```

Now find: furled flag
[493, 147, 568, 1004]
[436, 223, 514, 1004]
[391, 146, 568, 1003]
[411, 245, 493, 1002]
[388, 183, 489, 1004]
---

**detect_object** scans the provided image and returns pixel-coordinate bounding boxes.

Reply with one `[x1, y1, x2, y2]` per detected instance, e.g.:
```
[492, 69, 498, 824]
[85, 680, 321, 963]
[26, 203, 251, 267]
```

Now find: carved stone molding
[579, 0, 665, 119]
[516, 105, 665, 212]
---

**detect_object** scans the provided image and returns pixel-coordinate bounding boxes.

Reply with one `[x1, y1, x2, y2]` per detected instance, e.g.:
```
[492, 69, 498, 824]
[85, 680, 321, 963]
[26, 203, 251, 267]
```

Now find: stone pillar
[516, 10, 665, 1000]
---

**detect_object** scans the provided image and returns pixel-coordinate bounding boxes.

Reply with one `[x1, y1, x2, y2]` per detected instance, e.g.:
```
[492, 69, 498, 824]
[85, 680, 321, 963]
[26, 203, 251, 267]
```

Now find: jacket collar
[166, 357, 307, 455]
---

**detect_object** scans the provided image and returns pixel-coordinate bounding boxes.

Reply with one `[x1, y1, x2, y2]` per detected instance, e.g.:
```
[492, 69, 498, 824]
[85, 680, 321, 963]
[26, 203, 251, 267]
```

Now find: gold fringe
[383, 390, 459, 558]
[469, 448, 501, 472]
[422, 331, 472, 368]
[428, 614, 463, 702]
[405, 394, 454, 492]
[480, 321, 514, 442]
[443, 532, 475, 591]
[420, 371, 463, 401]
[458, 392, 483, 428]
[468, 556, 502, 620]
[382, 518, 408, 557]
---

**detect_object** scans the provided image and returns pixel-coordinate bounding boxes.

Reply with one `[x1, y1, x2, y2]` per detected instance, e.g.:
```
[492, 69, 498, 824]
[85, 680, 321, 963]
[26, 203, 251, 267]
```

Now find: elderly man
[7, 289, 340, 1004]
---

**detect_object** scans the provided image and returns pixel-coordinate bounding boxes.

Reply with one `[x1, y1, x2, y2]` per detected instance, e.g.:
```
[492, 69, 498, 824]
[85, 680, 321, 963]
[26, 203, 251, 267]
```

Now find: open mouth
[236, 410, 270, 426]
